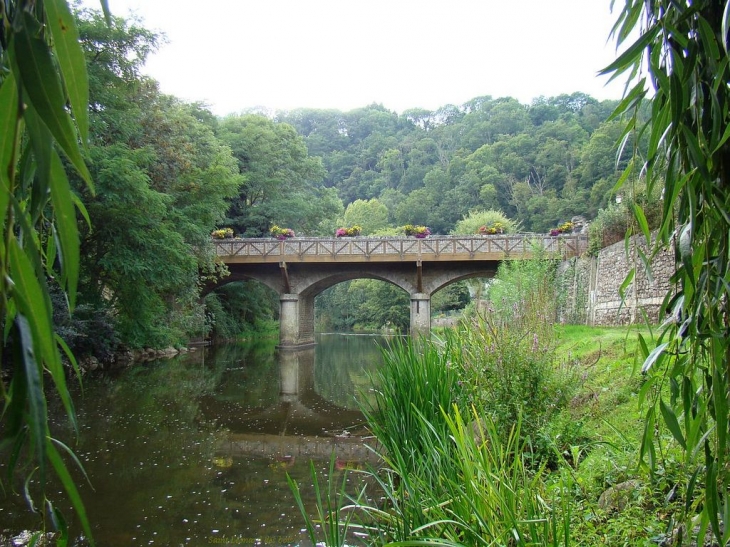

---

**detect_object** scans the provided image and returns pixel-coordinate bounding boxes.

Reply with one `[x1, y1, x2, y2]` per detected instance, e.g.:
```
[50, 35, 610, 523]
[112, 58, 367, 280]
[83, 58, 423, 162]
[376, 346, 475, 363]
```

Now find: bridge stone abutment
[210, 235, 587, 349]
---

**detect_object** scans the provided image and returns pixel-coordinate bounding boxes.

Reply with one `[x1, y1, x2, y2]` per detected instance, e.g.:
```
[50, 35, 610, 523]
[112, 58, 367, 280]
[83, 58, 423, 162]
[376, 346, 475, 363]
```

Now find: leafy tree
[75, 9, 241, 348]
[342, 198, 389, 234]
[605, 1, 730, 543]
[432, 282, 470, 315]
[205, 281, 278, 341]
[348, 280, 410, 331]
[394, 188, 436, 228]
[218, 114, 335, 236]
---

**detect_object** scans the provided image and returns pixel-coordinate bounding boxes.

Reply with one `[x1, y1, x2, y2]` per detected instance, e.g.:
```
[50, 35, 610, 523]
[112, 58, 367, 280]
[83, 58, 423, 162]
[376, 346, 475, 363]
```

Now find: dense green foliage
[461, 257, 579, 452]
[5, 0, 698, 542]
[292, 324, 683, 545]
[203, 281, 278, 341]
[218, 114, 342, 237]
[605, 1, 730, 544]
[278, 95, 632, 234]
[73, 9, 242, 349]
[38, 8, 645, 350]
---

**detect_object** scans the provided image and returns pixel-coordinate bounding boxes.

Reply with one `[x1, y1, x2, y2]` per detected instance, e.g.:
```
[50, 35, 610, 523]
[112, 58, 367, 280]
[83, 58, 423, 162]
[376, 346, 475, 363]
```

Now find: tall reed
[354, 403, 571, 546]
[360, 334, 467, 476]
[354, 334, 571, 546]
[287, 453, 365, 547]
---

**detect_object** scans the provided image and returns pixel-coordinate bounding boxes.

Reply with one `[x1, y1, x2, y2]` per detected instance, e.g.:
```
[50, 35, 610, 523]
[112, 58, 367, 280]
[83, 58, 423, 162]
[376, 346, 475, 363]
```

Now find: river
[0, 333, 392, 546]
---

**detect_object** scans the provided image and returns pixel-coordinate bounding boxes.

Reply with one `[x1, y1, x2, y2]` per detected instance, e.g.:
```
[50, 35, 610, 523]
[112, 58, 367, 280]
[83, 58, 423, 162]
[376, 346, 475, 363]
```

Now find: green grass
[555, 325, 649, 442]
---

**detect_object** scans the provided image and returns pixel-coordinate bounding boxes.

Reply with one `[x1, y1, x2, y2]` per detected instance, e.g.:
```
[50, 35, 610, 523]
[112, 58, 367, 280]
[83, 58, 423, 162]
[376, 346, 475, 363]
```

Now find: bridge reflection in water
[205, 335, 389, 464]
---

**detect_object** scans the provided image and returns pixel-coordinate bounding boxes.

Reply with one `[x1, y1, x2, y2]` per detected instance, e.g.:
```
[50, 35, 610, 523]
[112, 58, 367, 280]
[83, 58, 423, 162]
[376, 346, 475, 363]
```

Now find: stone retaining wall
[558, 234, 675, 326]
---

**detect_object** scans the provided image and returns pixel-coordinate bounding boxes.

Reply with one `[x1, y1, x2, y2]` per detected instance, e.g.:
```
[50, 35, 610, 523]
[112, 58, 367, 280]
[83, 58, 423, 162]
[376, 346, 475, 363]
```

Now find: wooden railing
[214, 234, 588, 263]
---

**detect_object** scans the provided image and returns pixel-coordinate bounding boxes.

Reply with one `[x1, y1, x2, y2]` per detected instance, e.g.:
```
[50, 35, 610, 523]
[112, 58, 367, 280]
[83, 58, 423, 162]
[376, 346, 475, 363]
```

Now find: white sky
[91, 0, 628, 116]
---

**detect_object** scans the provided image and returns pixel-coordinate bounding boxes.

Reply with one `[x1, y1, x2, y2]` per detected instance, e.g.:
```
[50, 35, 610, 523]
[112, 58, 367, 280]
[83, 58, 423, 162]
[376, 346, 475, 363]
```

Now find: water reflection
[0, 333, 388, 546]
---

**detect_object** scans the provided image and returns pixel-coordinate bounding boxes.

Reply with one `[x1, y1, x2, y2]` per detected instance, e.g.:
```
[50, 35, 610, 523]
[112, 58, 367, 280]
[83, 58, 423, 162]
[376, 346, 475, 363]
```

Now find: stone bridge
[209, 234, 587, 349]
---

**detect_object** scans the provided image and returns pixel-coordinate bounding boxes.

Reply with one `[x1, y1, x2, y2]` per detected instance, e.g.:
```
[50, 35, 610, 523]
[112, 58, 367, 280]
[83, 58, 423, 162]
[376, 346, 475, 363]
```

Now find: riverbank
[300, 323, 672, 546]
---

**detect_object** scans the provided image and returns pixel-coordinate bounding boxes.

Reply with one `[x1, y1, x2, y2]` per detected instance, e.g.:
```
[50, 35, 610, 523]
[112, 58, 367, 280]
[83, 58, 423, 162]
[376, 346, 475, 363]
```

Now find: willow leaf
[631, 203, 651, 245]
[45, 441, 94, 545]
[8, 238, 57, 369]
[722, 2, 730, 55]
[13, 11, 91, 185]
[56, 333, 83, 387]
[16, 314, 48, 484]
[706, 461, 722, 542]
[99, 0, 112, 24]
[8, 238, 75, 431]
[660, 398, 686, 450]
[681, 126, 710, 179]
[607, 78, 647, 120]
[618, 268, 635, 301]
[0, 73, 18, 220]
[45, 0, 90, 144]
[50, 150, 80, 309]
[713, 358, 728, 467]
[23, 102, 53, 225]
[642, 342, 669, 374]
[47, 500, 69, 547]
[71, 192, 92, 229]
[46, 228, 58, 279]
[601, 28, 659, 79]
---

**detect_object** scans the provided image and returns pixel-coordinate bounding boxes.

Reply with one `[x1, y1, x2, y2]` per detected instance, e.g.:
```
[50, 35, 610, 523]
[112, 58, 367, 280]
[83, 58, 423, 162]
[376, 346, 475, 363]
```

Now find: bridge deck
[215, 234, 587, 264]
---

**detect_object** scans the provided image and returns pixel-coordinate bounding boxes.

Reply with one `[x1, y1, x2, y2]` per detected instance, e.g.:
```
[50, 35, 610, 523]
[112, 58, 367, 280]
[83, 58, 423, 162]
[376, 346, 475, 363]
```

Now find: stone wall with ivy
[557, 234, 675, 326]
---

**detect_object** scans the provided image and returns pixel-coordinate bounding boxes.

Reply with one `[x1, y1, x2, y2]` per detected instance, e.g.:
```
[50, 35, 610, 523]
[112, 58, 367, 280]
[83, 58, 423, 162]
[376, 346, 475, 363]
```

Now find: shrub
[452, 209, 519, 235]
[458, 252, 580, 456]
[587, 182, 663, 254]
[587, 202, 630, 254]
[211, 227, 234, 239]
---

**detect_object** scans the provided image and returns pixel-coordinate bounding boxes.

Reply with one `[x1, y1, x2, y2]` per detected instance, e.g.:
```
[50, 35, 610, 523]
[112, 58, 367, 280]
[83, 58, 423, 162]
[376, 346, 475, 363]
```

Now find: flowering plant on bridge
[270, 225, 295, 239]
[403, 225, 431, 238]
[549, 221, 574, 236]
[211, 227, 234, 239]
[478, 222, 504, 235]
[336, 225, 362, 237]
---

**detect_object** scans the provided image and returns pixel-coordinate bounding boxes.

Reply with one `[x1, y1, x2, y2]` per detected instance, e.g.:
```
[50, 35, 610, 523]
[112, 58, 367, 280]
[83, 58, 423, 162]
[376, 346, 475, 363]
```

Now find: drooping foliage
[74, 9, 242, 348]
[1, 0, 101, 540]
[204, 281, 278, 341]
[605, 1, 730, 543]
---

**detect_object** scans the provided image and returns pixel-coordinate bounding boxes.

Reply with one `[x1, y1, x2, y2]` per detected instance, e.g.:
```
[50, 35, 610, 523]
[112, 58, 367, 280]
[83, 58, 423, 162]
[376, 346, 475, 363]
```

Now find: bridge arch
[426, 269, 498, 296]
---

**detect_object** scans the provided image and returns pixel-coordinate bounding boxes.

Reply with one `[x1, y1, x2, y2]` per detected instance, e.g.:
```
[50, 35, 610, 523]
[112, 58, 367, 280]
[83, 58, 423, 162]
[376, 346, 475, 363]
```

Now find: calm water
[0, 334, 392, 546]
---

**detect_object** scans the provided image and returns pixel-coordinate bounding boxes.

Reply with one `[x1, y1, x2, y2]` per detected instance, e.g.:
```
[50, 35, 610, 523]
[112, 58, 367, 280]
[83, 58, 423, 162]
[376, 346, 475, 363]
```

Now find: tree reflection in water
[0, 334, 386, 546]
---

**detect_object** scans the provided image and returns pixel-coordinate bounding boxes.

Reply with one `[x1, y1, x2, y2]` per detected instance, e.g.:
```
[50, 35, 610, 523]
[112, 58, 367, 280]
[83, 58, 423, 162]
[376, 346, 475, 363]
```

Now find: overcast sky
[92, 0, 627, 116]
